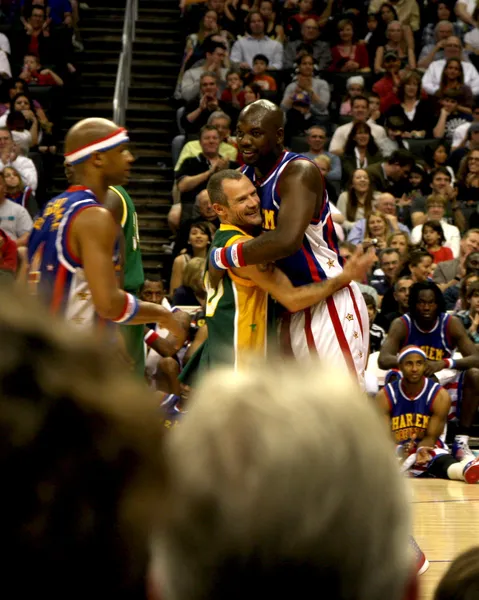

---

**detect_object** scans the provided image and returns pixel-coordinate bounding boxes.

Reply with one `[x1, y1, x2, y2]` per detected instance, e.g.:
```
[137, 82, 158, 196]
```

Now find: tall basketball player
[208, 100, 369, 382]
[28, 118, 182, 335]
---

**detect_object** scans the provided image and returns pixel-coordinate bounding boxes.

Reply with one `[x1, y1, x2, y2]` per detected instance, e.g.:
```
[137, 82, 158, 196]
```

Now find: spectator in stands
[6, 111, 32, 154]
[372, 50, 401, 113]
[220, 69, 245, 109]
[329, 19, 370, 73]
[175, 124, 238, 225]
[436, 58, 474, 111]
[192, 188, 219, 233]
[281, 53, 330, 119]
[175, 111, 237, 172]
[422, 38, 479, 97]
[410, 167, 457, 226]
[312, 154, 340, 207]
[452, 102, 479, 151]
[422, 3, 463, 50]
[410, 194, 461, 257]
[181, 72, 234, 135]
[172, 256, 207, 306]
[230, 11, 283, 70]
[365, 149, 415, 198]
[337, 168, 373, 232]
[258, 0, 285, 42]
[363, 292, 387, 351]
[0, 226, 17, 275]
[243, 82, 262, 105]
[341, 122, 383, 185]
[4, 165, 36, 217]
[455, 0, 479, 31]
[369, 0, 420, 33]
[183, 9, 219, 71]
[248, 54, 277, 91]
[433, 228, 479, 289]
[368, 92, 383, 124]
[329, 95, 387, 155]
[370, 247, 401, 296]
[444, 258, 479, 311]
[456, 282, 479, 343]
[418, 20, 457, 70]
[385, 71, 434, 138]
[13, 5, 53, 67]
[0, 127, 37, 191]
[303, 125, 342, 190]
[363, 210, 390, 249]
[286, 0, 320, 41]
[380, 275, 413, 330]
[7, 92, 54, 153]
[420, 219, 454, 264]
[283, 18, 331, 71]
[170, 222, 211, 295]
[388, 230, 410, 257]
[348, 191, 410, 243]
[374, 21, 416, 73]
[283, 90, 323, 145]
[456, 148, 479, 227]
[339, 75, 365, 116]
[20, 53, 63, 86]
[0, 171, 32, 246]
[181, 40, 228, 102]
[404, 250, 434, 285]
[379, 115, 411, 157]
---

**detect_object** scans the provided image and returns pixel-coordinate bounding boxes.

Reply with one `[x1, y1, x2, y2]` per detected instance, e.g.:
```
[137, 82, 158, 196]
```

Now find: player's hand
[400, 434, 417, 459]
[424, 359, 446, 376]
[342, 246, 377, 283]
[415, 446, 434, 465]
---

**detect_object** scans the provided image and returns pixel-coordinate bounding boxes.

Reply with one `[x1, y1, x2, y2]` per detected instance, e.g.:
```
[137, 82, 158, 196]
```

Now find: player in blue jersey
[377, 346, 479, 483]
[379, 282, 479, 460]
[208, 100, 369, 383]
[27, 117, 183, 338]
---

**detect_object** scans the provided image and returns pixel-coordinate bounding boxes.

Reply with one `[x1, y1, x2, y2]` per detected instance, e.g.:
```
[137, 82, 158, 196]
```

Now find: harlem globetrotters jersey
[401, 313, 456, 361]
[241, 151, 341, 287]
[27, 185, 120, 329]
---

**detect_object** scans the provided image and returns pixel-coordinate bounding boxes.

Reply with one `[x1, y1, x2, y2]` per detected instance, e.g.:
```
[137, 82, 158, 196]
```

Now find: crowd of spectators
[0, 0, 82, 276]
[165, 0, 479, 359]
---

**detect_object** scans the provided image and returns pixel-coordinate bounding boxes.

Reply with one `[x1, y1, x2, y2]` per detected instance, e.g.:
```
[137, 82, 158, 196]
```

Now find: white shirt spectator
[181, 66, 228, 102]
[456, 0, 477, 28]
[11, 130, 33, 155]
[281, 78, 330, 115]
[329, 119, 387, 154]
[0, 32, 10, 55]
[452, 121, 474, 148]
[464, 27, 479, 49]
[0, 198, 32, 240]
[410, 220, 461, 257]
[0, 155, 37, 191]
[230, 35, 283, 69]
[421, 59, 479, 95]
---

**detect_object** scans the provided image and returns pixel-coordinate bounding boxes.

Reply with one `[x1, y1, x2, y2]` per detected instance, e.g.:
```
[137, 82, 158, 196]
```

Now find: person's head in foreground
[150, 363, 417, 600]
[434, 546, 479, 600]
[0, 289, 165, 599]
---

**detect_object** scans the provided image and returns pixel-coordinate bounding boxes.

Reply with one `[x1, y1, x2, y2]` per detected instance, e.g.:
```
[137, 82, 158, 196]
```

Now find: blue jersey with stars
[27, 185, 120, 329]
[241, 151, 342, 286]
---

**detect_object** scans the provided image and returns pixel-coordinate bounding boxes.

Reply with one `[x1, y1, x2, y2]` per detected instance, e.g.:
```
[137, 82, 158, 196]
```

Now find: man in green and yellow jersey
[182, 169, 376, 376]
[105, 185, 145, 377]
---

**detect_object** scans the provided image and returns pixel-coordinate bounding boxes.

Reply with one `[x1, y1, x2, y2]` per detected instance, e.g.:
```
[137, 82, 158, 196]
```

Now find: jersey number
[205, 276, 224, 318]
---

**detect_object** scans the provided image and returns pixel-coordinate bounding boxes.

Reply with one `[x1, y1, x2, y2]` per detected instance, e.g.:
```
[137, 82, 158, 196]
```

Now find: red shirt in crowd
[429, 246, 454, 264]
[26, 69, 58, 86]
[0, 228, 18, 273]
[372, 75, 401, 113]
[329, 44, 369, 72]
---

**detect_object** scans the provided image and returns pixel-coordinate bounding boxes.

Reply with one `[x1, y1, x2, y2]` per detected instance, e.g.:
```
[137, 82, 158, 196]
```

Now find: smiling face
[236, 111, 283, 166]
[200, 75, 218, 98]
[410, 257, 433, 283]
[381, 251, 400, 280]
[298, 54, 314, 77]
[427, 201, 445, 221]
[390, 233, 408, 256]
[468, 150, 479, 174]
[368, 214, 387, 237]
[387, 21, 402, 43]
[200, 128, 221, 157]
[307, 127, 326, 153]
[259, 0, 273, 19]
[400, 352, 426, 384]
[3, 167, 21, 190]
[243, 85, 259, 105]
[352, 169, 369, 193]
[444, 38, 462, 60]
[188, 225, 211, 250]
[351, 99, 369, 122]
[339, 23, 354, 43]
[354, 125, 370, 148]
[213, 175, 263, 230]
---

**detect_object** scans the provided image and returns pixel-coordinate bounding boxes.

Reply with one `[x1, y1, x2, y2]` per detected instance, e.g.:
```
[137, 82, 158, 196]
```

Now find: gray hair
[435, 20, 453, 38]
[200, 70, 218, 84]
[207, 169, 244, 206]
[151, 363, 412, 600]
[207, 111, 231, 126]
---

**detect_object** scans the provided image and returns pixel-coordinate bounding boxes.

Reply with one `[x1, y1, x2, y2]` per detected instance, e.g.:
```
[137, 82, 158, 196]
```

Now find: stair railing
[113, 0, 138, 125]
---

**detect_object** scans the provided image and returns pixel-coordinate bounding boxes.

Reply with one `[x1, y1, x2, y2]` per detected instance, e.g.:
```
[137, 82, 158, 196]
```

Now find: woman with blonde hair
[387, 231, 410, 258]
[364, 211, 390, 249]
[3, 165, 37, 217]
[337, 168, 374, 232]
[374, 20, 416, 73]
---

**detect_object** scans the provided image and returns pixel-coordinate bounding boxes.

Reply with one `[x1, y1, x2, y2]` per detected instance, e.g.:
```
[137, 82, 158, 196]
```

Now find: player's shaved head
[64, 118, 120, 155]
[239, 99, 285, 129]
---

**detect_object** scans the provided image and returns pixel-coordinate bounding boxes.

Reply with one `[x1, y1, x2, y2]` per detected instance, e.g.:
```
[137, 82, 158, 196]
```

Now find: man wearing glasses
[283, 18, 332, 71]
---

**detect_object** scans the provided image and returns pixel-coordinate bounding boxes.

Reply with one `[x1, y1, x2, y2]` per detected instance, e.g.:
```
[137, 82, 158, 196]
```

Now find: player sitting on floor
[379, 282, 479, 460]
[376, 345, 479, 483]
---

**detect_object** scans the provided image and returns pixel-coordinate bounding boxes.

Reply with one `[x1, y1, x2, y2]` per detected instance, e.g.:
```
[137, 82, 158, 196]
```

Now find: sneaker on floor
[410, 536, 429, 575]
[463, 457, 479, 484]
[453, 438, 475, 461]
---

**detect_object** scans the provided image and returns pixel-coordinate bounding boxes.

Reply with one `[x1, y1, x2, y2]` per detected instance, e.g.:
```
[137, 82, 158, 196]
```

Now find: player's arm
[237, 246, 376, 313]
[418, 388, 451, 449]
[377, 318, 408, 370]
[144, 312, 191, 355]
[183, 323, 208, 364]
[376, 388, 393, 430]
[425, 316, 479, 374]
[72, 207, 183, 335]
[215, 160, 320, 268]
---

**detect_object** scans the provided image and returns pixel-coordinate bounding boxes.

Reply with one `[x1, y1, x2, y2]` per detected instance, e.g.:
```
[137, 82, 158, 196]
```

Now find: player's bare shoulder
[279, 157, 323, 195]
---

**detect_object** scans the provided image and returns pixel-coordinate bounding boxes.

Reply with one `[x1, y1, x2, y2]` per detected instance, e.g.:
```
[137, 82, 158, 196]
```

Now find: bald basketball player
[28, 118, 182, 336]
[209, 100, 369, 381]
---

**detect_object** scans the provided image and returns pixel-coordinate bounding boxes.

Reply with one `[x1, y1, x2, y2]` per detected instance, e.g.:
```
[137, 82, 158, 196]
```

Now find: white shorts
[280, 282, 369, 385]
[434, 369, 465, 420]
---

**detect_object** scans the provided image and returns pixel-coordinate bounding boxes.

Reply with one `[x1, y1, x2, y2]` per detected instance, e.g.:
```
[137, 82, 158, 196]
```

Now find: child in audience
[421, 220, 454, 264]
[368, 92, 383, 124]
[340, 75, 365, 116]
[19, 54, 63, 86]
[363, 292, 387, 352]
[379, 115, 409, 157]
[221, 69, 246, 109]
[249, 54, 277, 91]
[433, 89, 472, 142]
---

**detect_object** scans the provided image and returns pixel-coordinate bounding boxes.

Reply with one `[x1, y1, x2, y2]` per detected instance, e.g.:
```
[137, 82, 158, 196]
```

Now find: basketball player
[183, 169, 376, 373]
[379, 282, 479, 460]
[208, 100, 369, 380]
[376, 345, 479, 483]
[27, 118, 182, 335]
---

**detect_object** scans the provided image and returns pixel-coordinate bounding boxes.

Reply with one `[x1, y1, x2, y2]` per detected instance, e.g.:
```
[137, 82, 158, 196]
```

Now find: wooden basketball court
[411, 478, 479, 599]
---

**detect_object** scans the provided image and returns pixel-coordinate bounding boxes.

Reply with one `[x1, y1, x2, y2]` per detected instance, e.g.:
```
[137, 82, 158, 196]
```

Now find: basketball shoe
[452, 435, 475, 461]
[410, 536, 429, 575]
[463, 457, 479, 484]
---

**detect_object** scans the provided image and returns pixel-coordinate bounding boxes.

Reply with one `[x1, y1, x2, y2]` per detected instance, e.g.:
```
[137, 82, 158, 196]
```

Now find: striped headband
[64, 127, 129, 165]
[397, 346, 427, 363]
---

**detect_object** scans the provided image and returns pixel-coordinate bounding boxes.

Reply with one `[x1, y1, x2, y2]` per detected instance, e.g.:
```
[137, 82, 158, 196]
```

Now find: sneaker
[453, 437, 475, 461]
[410, 536, 429, 575]
[463, 457, 479, 484]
